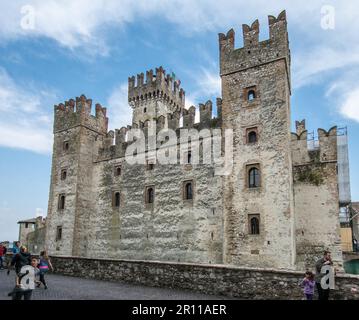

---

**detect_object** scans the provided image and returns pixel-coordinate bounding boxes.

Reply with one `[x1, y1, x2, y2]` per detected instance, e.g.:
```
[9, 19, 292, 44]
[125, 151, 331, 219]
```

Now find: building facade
[45, 11, 347, 271]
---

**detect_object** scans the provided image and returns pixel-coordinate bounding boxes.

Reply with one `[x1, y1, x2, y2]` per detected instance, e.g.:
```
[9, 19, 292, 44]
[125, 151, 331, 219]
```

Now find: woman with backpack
[37, 250, 53, 289]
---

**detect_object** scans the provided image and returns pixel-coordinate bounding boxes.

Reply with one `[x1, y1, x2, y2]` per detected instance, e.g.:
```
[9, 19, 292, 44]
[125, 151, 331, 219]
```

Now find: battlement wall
[291, 124, 338, 166]
[219, 10, 290, 90]
[54, 94, 108, 134]
[97, 98, 222, 161]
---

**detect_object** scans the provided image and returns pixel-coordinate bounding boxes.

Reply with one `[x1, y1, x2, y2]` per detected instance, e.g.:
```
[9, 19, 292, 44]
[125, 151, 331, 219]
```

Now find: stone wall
[49, 256, 359, 300]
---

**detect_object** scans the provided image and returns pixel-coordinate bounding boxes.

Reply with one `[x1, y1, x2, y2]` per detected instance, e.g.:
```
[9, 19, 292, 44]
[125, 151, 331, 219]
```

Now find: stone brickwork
[50, 256, 359, 300]
[44, 10, 346, 272]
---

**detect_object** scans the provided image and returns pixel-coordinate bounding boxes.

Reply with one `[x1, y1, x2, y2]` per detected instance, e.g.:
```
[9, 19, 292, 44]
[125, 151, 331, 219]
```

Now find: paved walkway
[0, 270, 233, 300]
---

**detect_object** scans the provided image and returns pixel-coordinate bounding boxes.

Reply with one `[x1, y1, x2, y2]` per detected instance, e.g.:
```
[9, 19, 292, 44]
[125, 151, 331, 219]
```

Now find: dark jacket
[11, 252, 31, 273]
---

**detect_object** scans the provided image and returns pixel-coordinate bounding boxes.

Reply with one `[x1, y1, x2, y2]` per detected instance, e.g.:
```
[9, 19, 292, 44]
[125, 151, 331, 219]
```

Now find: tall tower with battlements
[45, 95, 108, 257]
[219, 10, 296, 269]
[128, 67, 185, 131]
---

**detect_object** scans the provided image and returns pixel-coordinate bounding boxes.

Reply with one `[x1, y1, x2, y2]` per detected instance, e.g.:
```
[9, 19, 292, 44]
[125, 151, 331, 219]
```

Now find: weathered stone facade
[45, 10, 346, 271]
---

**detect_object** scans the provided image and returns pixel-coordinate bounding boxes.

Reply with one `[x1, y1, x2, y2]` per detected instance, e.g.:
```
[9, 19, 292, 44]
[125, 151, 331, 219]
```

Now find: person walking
[37, 250, 53, 289]
[301, 271, 315, 300]
[315, 250, 333, 300]
[12, 241, 21, 255]
[10, 246, 31, 274]
[0, 243, 5, 270]
[7, 241, 21, 275]
[10, 257, 40, 300]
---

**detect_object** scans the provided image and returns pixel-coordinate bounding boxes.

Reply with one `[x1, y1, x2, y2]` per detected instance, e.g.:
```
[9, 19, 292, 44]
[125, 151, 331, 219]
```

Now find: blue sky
[0, 0, 358, 241]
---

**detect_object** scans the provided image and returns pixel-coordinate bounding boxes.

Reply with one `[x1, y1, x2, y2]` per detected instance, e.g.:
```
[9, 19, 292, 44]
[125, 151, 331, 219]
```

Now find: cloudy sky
[0, 0, 358, 241]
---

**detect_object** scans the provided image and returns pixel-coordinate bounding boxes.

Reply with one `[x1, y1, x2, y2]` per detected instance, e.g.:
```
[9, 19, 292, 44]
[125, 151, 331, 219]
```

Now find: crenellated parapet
[54, 94, 108, 134]
[219, 10, 290, 90]
[96, 98, 223, 162]
[291, 122, 338, 166]
[128, 66, 185, 111]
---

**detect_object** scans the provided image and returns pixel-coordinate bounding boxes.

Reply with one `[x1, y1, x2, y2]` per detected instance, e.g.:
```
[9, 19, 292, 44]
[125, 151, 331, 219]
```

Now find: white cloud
[338, 88, 359, 123]
[0, 67, 55, 154]
[107, 83, 132, 130]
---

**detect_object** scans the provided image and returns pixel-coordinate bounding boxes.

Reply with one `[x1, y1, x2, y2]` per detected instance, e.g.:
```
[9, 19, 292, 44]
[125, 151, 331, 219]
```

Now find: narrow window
[114, 166, 121, 177]
[187, 151, 192, 164]
[113, 192, 120, 208]
[250, 217, 260, 235]
[147, 160, 155, 171]
[61, 169, 67, 180]
[248, 131, 257, 144]
[56, 227, 62, 241]
[58, 194, 66, 210]
[146, 187, 154, 204]
[63, 141, 69, 152]
[144, 108, 147, 113]
[185, 182, 193, 200]
[25, 223, 29, 229]
[248, 90, 256, 101]
[248, 167, 260, 188]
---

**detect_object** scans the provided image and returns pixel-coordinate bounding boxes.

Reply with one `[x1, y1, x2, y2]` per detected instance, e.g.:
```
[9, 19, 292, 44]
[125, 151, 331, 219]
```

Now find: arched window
[114, 192, 120, 207]
[144, 108, 147, 113]
[147, 188, 154, 204]
[187, 151, 192, 164]
[248, 131, 257, 144]
[58, 194, 65, 210]
[185, 182, 193, 200]
[61, 169, 67, 180]
[248, 167, 260, 188]
[63, 141, 69, 151]
[115, 166, 121, 176]
[250, 217, 260, 235]
[248, 90, 256, 101]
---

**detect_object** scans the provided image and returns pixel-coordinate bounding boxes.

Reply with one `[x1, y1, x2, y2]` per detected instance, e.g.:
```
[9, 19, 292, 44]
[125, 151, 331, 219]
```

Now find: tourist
[315, 250, 333, 300]
[354, 238, 358, 252]
[12, 241, 21, 255]
[10, 257, 40, 300]
[301, 271, 315, 300]
[37, 250, 53, 289]
[10, 246, 31, 274]
[7, 241, 21, 275]
[0, 243, 5, 270]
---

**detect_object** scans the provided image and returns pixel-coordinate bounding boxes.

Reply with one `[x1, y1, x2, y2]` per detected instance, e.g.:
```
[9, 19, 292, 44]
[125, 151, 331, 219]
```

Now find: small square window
[244, 86, 258, 103]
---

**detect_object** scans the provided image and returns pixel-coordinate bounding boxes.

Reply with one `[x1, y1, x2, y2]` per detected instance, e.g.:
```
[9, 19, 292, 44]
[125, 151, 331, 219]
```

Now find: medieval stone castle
[44, 10, 348, 271]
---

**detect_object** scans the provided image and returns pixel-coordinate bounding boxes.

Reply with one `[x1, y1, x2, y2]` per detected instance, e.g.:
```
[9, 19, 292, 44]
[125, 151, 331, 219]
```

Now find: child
[301, 271, 315, 300]
[37, 250, 54, 289]
[10, 257, 40, 300]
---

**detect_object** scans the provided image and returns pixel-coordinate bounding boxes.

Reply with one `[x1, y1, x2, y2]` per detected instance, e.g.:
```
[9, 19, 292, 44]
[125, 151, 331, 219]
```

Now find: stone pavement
[0, 270, 234, 300]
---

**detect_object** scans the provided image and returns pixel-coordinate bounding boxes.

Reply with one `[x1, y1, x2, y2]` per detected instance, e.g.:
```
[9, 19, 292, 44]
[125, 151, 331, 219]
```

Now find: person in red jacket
[0, 243, 5, 270]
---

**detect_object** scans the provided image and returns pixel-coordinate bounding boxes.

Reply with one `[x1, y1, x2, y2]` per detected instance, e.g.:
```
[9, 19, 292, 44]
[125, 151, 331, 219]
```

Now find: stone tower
[128, 67, 185, 132]
[45, 96, 108, 256]
[219, 10, 296, 268]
